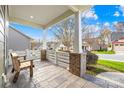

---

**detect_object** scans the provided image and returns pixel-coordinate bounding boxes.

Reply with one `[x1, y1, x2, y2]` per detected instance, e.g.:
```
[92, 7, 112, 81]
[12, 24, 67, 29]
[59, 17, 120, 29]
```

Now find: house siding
[8, 27, 31, 51]
[111, 32, 124, 41]
[0, 5, 8, 87]
[113, 39, 124, 53]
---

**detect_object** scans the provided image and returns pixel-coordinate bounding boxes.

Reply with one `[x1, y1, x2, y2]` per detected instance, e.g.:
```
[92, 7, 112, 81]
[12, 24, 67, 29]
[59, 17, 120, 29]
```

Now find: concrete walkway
[97, 54, 124, 62]
[84, 72, 124, 88]
[96, 72, 124, 87]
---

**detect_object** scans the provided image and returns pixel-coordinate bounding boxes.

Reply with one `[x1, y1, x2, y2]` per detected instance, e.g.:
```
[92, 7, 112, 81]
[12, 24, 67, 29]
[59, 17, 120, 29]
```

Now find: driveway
[96, 72, 124, 87]
[97, 54, 124, 62]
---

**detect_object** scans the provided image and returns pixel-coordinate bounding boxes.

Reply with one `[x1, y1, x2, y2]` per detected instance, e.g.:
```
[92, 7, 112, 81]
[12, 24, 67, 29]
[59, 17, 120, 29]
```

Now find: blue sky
[84, 5, 124, 24]
[10, 23, 44, 40]
[10, 5, 124, 41]
[10, 22, 55, 41]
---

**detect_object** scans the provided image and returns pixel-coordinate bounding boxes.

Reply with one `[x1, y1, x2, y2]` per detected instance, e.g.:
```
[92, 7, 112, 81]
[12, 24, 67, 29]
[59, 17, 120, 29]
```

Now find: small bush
[86, 51, 98, 65]
[92, 50, 115, 54]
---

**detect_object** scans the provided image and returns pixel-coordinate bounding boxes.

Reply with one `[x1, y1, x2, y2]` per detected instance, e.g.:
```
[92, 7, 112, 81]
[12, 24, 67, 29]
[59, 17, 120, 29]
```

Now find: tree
[52, 17, 75, 50]
[114, 22, 124, 32]
[82, 24, 99, 50]
[99, 28, 112, 45]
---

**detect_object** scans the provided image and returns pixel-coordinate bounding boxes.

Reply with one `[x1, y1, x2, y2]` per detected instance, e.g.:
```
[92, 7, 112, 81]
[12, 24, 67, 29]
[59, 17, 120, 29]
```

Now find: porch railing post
[41, 49, 46, 61]
[80, 53, 86, 77]
[42, 29, 47, 50]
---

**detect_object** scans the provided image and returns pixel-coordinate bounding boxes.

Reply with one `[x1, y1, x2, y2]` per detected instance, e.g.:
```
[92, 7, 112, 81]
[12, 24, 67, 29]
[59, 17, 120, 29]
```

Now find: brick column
[69, 52, 86, 77]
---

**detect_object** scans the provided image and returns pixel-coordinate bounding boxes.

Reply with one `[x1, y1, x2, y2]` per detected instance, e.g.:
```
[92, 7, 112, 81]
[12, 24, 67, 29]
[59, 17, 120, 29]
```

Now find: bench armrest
[17, 55, 26, 60]
[19, 59, 33, 63]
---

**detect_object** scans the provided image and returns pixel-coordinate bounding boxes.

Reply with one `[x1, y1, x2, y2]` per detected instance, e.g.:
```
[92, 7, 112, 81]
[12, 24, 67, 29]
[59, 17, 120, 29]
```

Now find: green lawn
[92, 50, 115, 54]
[86, 59, 124, 75]
[97, 59, 124, 72]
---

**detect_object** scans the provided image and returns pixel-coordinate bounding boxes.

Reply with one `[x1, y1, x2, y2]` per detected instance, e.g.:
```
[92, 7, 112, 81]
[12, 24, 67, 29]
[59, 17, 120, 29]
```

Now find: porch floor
[5, 60, 99, 88]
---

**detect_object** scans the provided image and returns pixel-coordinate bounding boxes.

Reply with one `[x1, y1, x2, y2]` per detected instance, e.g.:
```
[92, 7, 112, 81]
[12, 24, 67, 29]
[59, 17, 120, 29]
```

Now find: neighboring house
[47, 41, 60, 50]
[82, 38, 104, 51]
[112, 37, 124, 53]
[111, 32, 124, 53]
[82, 41, 90, 51]
[85, 32, 124, 52]
[8, 26, 33, 51]
[114, 22, 124, 32]
[31, 40, 42, 50]
[111, 32, 124, 42]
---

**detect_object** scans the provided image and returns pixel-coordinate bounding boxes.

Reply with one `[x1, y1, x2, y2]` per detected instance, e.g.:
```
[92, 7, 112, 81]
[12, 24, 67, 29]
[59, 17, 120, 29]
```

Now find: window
[120, 44, 124, 46]
[115, 44, 118, 46]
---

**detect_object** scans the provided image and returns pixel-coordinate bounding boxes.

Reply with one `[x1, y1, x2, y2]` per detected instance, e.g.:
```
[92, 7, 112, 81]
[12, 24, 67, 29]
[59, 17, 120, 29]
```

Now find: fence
[46, 50, 69, 69]
[46, 50, 56, 64]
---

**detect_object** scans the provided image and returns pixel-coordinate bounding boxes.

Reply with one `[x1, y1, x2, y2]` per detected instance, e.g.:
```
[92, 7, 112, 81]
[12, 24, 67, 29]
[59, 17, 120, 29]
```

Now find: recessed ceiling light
[30, 16, 34, 19]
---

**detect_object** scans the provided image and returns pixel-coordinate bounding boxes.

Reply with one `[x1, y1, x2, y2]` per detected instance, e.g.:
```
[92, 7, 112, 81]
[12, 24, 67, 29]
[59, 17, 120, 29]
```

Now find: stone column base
[69, 52, 86, 77]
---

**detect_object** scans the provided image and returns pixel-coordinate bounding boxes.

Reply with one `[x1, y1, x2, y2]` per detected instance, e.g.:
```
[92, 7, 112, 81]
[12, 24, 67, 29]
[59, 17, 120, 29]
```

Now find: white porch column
[73, 11, 82, 53]
[42, 29, 47, 49]
[72, 11, 86, 77]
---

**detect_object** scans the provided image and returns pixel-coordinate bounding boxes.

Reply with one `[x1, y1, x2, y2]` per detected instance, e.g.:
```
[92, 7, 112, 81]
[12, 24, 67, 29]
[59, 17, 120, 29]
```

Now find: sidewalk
[83, 72, 124, 88]
[96, 72, 124, 87]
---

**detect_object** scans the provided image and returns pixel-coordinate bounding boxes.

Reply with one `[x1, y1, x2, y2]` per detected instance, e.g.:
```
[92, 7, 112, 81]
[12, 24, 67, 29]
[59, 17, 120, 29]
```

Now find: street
[97, 54, 124, 62]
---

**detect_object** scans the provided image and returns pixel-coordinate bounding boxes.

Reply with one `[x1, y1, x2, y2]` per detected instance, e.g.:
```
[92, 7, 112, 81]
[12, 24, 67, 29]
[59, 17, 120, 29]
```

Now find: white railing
[9, 49, 69, 69]
[46, 50, 69, 69]
[56, 51, 69, 69]
[28, 50, 41, 59]
[12, 50, 41, 59]
[46, 50, 56, 64]
[8, 49, 41, 65]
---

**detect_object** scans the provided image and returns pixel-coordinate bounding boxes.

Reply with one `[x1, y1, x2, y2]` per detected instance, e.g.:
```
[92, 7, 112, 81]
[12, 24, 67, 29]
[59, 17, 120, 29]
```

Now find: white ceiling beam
[75, 5, 92, 11]
[68, 5, 79, 12]
[9, 17, 45, 29]
[68, 5, 92, 12]
[44, 9, 74, 29]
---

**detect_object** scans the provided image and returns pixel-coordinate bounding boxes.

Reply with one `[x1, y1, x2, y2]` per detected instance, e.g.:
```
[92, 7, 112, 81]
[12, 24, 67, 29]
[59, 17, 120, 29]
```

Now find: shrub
[86, 51, 98, 65]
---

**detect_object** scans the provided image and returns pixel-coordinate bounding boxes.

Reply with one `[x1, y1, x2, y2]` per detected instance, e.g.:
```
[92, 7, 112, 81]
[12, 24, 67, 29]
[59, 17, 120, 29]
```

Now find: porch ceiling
[9, 5, 91, 29]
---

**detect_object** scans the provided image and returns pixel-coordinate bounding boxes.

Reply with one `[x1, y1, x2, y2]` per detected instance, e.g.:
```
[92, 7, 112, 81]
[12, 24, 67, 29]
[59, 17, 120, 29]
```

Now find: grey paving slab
[5, 60, 99, 88]
[83, 73, 124, 88]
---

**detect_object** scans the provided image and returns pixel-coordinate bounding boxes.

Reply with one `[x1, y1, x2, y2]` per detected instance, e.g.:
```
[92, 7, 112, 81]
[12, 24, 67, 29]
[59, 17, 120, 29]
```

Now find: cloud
[104, 22, 110, 27]
[90, 25, 101, 32]
[120, 5, 124, 16]
[84, 10, 98, 20]
[96, 22, 100, 25]
[95, 26, 100, 31]
[93, 14, 98, 20]
[114, 11, 120, 17]
[113, 21, 118, 25]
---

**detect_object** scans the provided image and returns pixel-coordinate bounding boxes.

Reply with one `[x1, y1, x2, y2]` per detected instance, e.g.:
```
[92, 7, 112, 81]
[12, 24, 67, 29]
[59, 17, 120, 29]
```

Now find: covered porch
[1, 5, 102, 88]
